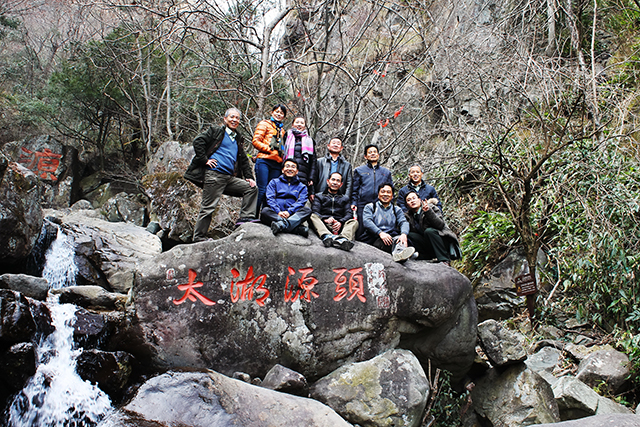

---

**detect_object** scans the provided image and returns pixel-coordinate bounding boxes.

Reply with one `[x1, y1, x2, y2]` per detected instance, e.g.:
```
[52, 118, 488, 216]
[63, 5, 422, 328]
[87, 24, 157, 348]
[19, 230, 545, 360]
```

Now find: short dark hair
[272, 104, 288, 118]
[283, 158, 298, 168]
[364, 143, 379, 156]
[377, 182, 394, 194]
[328, 172, 343, 181]
[404, 191, 419, 201]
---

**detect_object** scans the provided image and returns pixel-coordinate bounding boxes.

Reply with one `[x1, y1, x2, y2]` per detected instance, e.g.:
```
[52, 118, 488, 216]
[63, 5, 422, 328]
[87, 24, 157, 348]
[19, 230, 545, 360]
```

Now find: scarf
[284, 129, 314, 159]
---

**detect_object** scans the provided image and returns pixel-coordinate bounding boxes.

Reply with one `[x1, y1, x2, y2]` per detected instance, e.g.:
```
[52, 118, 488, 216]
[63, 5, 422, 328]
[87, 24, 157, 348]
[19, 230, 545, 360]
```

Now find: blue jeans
[255, 158, 282, 215]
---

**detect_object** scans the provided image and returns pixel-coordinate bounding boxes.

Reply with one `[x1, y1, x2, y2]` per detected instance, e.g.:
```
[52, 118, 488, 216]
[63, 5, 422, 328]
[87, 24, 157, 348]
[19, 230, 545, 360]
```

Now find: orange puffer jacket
[252, 119, 285, 163]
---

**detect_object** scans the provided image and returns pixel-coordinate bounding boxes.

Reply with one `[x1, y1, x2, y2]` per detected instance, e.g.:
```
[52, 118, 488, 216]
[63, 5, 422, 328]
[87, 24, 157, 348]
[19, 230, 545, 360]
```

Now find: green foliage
[459, 211, 518, 283]
[428, 370, 470, 427]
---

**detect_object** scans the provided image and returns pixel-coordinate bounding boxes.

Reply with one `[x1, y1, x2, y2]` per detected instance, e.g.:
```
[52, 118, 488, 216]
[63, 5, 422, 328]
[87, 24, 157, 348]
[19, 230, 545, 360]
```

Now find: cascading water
[6, 227, 113, 427]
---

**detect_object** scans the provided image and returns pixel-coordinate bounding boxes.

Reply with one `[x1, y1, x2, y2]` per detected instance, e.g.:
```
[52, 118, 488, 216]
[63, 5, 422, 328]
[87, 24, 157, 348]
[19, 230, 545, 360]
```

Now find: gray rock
[596, 396, 633, 415]
[76, 349, 133, 398]
[44, 208, 162, 293]
[530, 414, 640, 426]
[146, 140, 194, 175]
[102, 192, 148, 227]
[564, 343, 615, 362]
[310, 349, 429, 427]
[477, 319, 527, 366]
[576, 349, 630, 395]
[124, 223, 477, 384]
[0, 159, 43, 266]
[52, 285, 126, 309]
[70, 199, 94, 210]
[118, 370, 353, 427]
[261, 364, 309, 397]
[0, 273, 49, 300]
[472, 364, 560, 426]
[525, 346, 562, 374]
[551, 376, 600, 420]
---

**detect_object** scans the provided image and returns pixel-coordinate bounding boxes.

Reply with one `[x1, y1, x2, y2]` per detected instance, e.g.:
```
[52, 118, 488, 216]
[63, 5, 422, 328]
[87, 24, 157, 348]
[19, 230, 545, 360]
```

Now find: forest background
[1, 0, 640, 407]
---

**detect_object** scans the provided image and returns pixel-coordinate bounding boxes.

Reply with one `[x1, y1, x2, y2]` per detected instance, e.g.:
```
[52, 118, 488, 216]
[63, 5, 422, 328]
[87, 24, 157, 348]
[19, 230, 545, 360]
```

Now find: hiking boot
[334, 236, 354, 251]
[393, 246, 416, 262]
[271, 220, 286, 235]
[292, 225, 309, 238]
[322, 234, 335, 247]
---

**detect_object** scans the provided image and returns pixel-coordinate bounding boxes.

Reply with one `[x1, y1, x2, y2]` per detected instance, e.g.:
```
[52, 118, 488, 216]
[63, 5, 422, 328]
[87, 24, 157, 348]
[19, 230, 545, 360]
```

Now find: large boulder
[146, 140, 193, 175]
[575, 349, 630, 395]
[472, 364, 560, 426]
[44, 208, 162, 293]
[123, 223, 477, 384]
[102, 192, 149, 227]
[477, 319, 528, 367]
[310, 349, 429, 427]
[0, 273, 49, 300]
[113, 370, 353, 427]
[0, 158, 43, 268]
[531, 414, 640, 427]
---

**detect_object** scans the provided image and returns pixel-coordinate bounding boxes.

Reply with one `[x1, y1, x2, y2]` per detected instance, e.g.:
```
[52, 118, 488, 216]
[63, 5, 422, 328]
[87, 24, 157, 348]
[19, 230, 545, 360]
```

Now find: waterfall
[5, 227, 113, 427]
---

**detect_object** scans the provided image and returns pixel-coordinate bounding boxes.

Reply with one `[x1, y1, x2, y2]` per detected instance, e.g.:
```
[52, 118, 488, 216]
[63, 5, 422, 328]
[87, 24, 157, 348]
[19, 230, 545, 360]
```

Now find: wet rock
[0, 342, 36, 405]
[126, 223, 477, 384]
[0, 273, 49, 300]
[261, 364, 309, 397]
[76, 349, 134, 399]
[0, 290, 52, 344]
[472, 364, 560, 426]
[477, 319, 527, 367]
[121, 370, 353, 427]
[575, 349, 630, 395]
[310, 349, 429, 427]
[53, 285, 126, 309]
[0, 159, 43, 268]
[72, 308, 107, 349]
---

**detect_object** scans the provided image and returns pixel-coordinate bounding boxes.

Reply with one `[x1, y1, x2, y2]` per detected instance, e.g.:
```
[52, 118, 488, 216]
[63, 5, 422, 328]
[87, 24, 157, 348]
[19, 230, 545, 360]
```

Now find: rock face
[530, 414, 640, 427]
[477, 319, 528, 366]
[125, 223, 477, 384]
[45, 209, 162, 293]
[0, 273, 49, 300]
[0, 158, 43, 268]
[472, 364, 561, 426]
[116, 370, 353, 427]
[310, 349, 429, 427]
[575, 349, 630, 395]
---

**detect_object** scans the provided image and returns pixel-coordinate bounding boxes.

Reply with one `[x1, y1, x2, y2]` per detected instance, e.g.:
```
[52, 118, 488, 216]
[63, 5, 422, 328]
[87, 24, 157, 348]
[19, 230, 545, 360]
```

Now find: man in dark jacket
[313, 137, 353, 198]
[261, 159, 312, 236]
[397, 165, 441, 212]
[310, 172, 358, 251]
[185, 107, 257, 242]
[352, 144, 393, 240]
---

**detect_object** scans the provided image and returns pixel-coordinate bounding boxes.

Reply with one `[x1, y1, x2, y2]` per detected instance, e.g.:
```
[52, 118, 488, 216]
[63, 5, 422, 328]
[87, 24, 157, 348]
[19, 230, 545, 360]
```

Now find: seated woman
[283, 116, 316, 192]
[362, 183, 416, 262]
[404, 192, 459, 264]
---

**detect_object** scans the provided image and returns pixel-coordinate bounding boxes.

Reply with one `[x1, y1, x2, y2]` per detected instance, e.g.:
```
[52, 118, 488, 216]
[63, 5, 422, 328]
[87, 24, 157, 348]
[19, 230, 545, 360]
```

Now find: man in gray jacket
[184, 107, 257, 242]
[313, 137, 353, 198]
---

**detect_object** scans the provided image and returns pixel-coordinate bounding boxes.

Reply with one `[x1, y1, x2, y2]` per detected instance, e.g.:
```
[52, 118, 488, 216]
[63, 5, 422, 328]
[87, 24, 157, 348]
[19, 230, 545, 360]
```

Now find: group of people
[184, 105, 460, 264]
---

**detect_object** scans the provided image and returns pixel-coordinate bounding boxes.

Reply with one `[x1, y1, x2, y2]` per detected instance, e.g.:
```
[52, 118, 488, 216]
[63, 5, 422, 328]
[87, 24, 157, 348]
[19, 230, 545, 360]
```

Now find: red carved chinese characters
[285, 267, 319, 302]
[230, 267, 270, 306]
[333, 267, 366, 303]
[19, 147, 62, 181]
[173, 269, 215, 306]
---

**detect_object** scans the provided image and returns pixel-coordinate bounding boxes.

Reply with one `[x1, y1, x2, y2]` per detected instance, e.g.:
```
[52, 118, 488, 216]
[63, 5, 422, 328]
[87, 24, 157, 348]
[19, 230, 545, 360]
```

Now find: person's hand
[278, 211, 290, 219]
[247, 179, 256, 187]
[379, 232, 393, 246]
[206, 158, 218, 168]
[422, 199, 430, 211]
[331, 221, 341, 234]
[324, 217, 335, 224]
[398, 234, 408, 247]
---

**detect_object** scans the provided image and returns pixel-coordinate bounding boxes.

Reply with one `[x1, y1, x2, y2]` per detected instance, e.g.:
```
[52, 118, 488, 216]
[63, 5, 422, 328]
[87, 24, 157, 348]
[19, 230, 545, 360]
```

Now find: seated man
[310, 172, 358, 251]
[404, 192, 459, 264]
[397, 165, 441, 213]
[362, 183, 416, 262]
[261, 159, 312, 236]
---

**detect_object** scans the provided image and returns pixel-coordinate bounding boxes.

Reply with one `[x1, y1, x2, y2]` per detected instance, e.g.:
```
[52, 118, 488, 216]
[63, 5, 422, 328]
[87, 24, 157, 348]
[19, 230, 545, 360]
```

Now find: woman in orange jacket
[252, 104, 287, 214]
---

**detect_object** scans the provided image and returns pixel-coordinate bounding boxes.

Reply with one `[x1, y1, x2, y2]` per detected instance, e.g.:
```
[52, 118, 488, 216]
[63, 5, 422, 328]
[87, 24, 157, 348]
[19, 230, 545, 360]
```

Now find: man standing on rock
[261, 159, 312, 237]
[310, 172, 358, 251]
[313, 137, 353, 199]
[185, 107, 258, 243]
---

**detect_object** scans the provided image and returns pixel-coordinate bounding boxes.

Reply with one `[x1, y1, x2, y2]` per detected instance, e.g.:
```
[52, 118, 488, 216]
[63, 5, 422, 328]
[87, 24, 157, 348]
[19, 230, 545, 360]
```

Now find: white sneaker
[393, 246, 415, 262]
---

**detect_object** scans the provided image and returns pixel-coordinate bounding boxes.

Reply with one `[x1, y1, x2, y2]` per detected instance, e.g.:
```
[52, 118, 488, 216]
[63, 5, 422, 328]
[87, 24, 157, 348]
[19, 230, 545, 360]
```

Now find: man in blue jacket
[397, 165, 441, 212]
[185, 107, 258, 243]
[352, 144, 393, 240]
[261, 159, 312, 237]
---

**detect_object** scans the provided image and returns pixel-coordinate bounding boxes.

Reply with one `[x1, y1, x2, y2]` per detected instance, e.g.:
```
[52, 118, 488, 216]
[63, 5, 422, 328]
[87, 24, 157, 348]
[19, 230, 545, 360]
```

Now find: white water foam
[6, 227, 113, 426]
